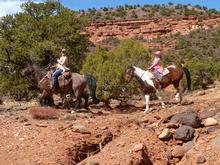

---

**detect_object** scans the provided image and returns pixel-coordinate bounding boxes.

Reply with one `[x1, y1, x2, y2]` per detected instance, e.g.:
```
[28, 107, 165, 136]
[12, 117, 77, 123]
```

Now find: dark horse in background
[125, 64, 191, 113]
[22, 62, 99, 110]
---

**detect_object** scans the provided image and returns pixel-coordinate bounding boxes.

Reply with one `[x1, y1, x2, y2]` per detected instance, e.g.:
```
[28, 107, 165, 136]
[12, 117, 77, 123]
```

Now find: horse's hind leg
[176, 88, 182, 104]
[82, 92, 89, 109]
[47, 96, 54, 106]
[173, 83, 182, 103]
[155, 90, 165, 108]
[74, 98, 82, 109]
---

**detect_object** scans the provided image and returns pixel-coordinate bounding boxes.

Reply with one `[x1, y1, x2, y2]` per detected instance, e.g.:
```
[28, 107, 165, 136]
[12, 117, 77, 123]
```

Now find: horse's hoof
[144, 108, 151, 113]
[93, 99, 100, 104]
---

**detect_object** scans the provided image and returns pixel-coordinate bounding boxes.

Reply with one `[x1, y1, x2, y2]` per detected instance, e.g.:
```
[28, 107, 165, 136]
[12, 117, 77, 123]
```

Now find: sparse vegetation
[82, 3, 220, 22]
[163, 28, 220, 89]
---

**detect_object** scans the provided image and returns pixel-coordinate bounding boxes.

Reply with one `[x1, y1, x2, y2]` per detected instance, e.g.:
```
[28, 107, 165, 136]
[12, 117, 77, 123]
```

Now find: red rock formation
[85, 15, 220, 45]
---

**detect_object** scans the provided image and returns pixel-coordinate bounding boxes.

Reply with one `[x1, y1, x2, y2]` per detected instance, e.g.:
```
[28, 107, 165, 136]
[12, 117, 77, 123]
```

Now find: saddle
[54, 71, 71, 88]
[153, 68, 170, 82]
[61, 70, 71, 79]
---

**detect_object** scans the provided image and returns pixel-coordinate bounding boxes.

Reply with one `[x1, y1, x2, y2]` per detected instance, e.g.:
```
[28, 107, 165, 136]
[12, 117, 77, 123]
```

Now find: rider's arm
[148, 58, 160, 69]
[57, 56, 67, 66]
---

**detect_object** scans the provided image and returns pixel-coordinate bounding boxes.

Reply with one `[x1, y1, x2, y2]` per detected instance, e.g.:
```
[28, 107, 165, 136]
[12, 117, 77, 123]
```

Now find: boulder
[211, 136, 220, 149]
[213, 112, 220, 124]
[182, 141, 194, 151]
[174, 125, 195, 141]
[196, 154, 206, 164]
[171, 145, 186, 158]
[199, 109, 216, 119]
[207, 125, 220, 133]
[158, 128, 172, 140]
[202, 117, 218, 127]
[132, 143, 145, 152]
[170, 110, 201, 128]
[71, 124, 91, 134]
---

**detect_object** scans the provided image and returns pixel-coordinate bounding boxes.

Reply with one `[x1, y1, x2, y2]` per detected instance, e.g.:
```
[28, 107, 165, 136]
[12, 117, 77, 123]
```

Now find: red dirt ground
[0, 83, 220, 165]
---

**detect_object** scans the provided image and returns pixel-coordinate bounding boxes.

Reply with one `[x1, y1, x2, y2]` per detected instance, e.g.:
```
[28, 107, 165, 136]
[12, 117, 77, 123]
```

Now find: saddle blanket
[162, 68, 170, 76]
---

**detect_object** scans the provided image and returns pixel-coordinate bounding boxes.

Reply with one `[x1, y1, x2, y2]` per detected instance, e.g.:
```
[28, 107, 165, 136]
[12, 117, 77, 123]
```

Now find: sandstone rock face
[85, 15, 220, 45]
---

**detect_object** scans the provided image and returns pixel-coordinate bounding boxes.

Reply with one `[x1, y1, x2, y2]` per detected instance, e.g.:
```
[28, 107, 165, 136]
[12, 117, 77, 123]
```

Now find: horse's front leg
[74, 98, 82, 109]
[70, 89, 82, 112]
[144, 94, 150, 113]
[39, 90, 54, 106]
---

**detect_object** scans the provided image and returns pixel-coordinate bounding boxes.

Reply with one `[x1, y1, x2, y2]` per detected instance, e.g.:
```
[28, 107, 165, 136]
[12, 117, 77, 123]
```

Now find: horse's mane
[132, 66, 153, 77]
[33, 63, 46, 74]
[28, 62, 47, 82]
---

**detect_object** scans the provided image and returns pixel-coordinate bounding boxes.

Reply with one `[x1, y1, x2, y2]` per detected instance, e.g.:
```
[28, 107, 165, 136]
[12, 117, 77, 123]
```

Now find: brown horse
[22, 63, 99, 110]
[124, 65, 191, 113]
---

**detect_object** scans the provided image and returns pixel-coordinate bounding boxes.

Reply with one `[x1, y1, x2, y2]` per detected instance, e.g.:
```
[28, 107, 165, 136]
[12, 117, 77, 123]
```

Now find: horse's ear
[29, 54, 38, 65]
[47, 64, 56, 71]
[27, 56, 32, 65]
[27, 54, 36, 65]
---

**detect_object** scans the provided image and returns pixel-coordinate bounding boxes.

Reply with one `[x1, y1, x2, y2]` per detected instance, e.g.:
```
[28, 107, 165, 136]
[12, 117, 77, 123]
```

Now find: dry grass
[29, 106, 58, 119]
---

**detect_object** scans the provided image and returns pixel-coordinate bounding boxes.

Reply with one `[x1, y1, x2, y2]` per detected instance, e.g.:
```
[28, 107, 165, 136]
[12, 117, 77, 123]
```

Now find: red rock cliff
[85, 15, 220, 44]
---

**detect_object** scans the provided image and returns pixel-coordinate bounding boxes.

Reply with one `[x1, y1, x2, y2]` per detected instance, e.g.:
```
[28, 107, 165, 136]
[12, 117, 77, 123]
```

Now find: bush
[131, 11, 138, 18]
[81, 39, 150, 100]
[187, 59, 219, 89]
[160, 8, 171, 16]
[0, 73, 33, 101]
[163, 28, 220, 89]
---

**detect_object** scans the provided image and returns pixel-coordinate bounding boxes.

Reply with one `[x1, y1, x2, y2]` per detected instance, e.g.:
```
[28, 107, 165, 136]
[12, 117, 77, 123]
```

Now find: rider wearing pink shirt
[148, 51, 163, 80]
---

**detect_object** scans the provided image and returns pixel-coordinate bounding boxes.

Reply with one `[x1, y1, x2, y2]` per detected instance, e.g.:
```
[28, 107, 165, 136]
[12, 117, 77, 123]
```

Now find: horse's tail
[182, 66, 191, 91]
[85, 74, 99, 104]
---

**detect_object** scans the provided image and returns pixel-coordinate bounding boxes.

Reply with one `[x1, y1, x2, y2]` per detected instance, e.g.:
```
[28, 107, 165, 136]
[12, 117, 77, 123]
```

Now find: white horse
[125, 65, 191, 113]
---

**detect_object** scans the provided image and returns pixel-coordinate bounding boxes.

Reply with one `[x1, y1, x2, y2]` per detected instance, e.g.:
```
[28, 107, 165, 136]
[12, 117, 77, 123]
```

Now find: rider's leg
[52, 68, 62, 88]
[156, 70, 162, 80]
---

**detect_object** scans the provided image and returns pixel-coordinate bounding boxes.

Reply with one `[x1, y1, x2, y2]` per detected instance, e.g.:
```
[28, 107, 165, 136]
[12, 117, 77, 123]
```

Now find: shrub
[163, 28, 220, 89]
[160, 8, 171, 16]
[81, 40, 150, 100]
[0, 73, 33, 101]
[131, 11, 138, 18]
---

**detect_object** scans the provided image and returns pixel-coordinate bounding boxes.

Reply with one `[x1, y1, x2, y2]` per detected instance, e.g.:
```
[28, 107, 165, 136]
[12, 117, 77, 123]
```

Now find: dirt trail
[0, 84, 220, 165]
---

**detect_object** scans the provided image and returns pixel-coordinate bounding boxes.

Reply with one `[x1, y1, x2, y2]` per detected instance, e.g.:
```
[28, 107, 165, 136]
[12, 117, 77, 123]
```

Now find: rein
[139, 71, 146, 79]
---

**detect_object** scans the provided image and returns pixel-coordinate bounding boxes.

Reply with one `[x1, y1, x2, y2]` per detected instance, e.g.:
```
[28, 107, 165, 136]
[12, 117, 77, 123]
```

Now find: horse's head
[38, 71, 53, 91]
[124, 66, 135, 82]
[21, 64, 35, 77]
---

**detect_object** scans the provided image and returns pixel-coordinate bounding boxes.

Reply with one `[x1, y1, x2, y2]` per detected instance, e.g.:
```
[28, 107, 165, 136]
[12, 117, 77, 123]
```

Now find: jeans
[52, 68, 63, 87]
[155, 70, 162, 80]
